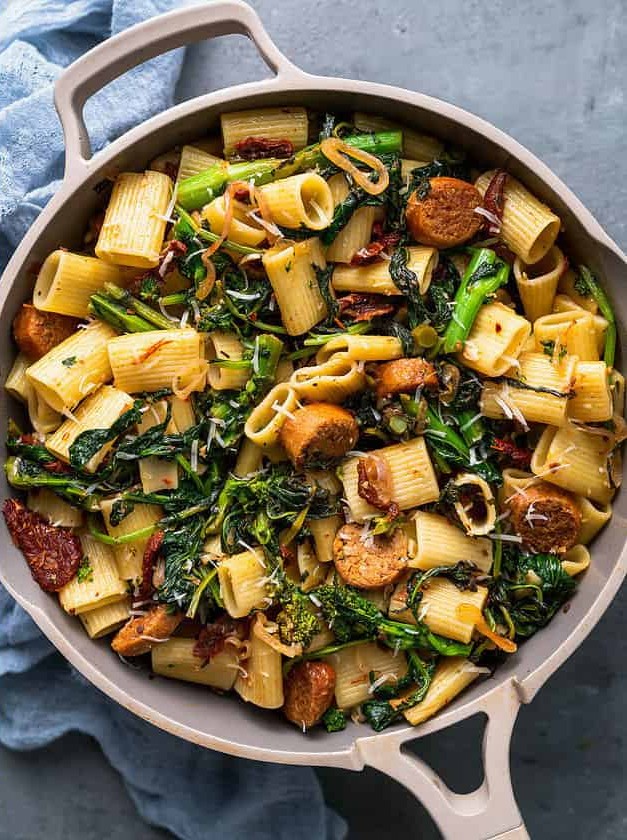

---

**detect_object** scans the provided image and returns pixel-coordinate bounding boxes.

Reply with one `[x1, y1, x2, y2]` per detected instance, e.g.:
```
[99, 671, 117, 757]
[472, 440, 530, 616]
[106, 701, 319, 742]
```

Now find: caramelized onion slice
[320, 137, 389, 196]
[457, 604, 518, 653]
[357, 453, 394, 509]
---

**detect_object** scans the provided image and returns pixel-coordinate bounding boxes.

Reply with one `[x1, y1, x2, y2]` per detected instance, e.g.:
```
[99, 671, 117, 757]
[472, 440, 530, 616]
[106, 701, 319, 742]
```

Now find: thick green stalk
[4, 457, 100, 511]
[177, 130, 403, 210]
[576, 265, 616, 368]
[103, 283, 174, 330]
[89, 294, 155, 333]
[441, 248, 509, 354]
[458, 408, 485, 446]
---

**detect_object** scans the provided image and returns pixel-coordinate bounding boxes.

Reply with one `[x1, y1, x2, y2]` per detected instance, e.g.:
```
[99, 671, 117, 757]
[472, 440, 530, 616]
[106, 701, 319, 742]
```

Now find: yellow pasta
[534, 310, 601, 362]
[257, 173, 334, 230]
[353, 112, 444, 160]
[411, 511, 493, 572]
[168, 395, 197, 433]
[58, 535, 127, 615]
[513, 246, 566, 323]
[576, 498, 612, 545]
[206, 331, 250, 390]
[234, 631, 284, 709]
[297, 540, 327, 591]
[218, 549, 270, 618]
[152, 639, 239, 690]
[45, 386, 134, 472]
[5, 353, 30, 402]
[289, 354, 366, 403]
[221, 107, 308, 157]
[316, 334, 403, 364]
[27, 489, 84, 528]
[244, 383, 298, 447]
[96, 171, 172, 268]
[458, 302, 531, 377]
[136, 400, 179, 494]
[332, 246, 437, 296]
[177, 144, 223, 183]
[452, 473, 497, 536]
[341, 437, 439, 521]
[100, 498, 163, 582]
[419, 579, 489, 643]
[26, 321, 116, 412]
[80, 598, 131, 639]
[475, 171, 560, 263]
[203, 195, 266, 248]
[480, 351, 577, 427]
[329, 641, 407, 710]
[558, 268, 598, 313]
[325, 174, 376, 263]
[33, 251, 122, 318]
[401, 657, 488, 725]
[531, 425, 613, 504]
[108, 329, 204, 393]
[234, 438, 264, 477]
[262, 238, 328, 335]
[568, 361, 613, 423]
[561, 544, 591, 577]
[306, 515, 343, 564]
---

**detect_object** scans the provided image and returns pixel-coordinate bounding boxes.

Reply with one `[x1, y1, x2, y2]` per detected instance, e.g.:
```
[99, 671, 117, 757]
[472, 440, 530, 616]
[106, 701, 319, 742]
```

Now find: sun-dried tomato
[193, 616, 244, 667]
[482, 169, 508, 235]
[371, 222, 401, 249]
[138, 530, 164, 600]
[234, 137, 294, 160]
[338, 293, 397, 322]
[43, 459, 72, 475]
[491, 243, 516, 265]
[3, 498, 82, 592]
[350, 241, 386, 266]
[490, 437, 532, 469]
[165, 239, 187, 257]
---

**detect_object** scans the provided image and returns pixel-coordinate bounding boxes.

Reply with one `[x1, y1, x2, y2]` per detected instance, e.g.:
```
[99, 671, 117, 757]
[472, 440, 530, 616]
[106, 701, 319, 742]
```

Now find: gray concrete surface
[2, 0, 627, 837]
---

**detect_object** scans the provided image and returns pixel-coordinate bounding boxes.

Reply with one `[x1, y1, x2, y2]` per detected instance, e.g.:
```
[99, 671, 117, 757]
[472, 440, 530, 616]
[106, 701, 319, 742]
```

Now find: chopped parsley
[62, 356, 77, 367]
[77, 557, 94, 583]
[540, 340, 567, 360]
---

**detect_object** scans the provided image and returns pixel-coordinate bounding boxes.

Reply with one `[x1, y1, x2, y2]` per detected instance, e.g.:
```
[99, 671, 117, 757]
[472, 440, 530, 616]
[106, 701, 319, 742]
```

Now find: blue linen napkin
[0, 2, 346, 837]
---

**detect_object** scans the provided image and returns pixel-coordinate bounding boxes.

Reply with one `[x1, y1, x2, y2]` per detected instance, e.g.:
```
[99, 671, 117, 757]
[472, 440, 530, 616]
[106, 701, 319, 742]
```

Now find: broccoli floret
[322, 707, 347, 733]
[137, 274, 161, 302]
[276, 582, 320, 649]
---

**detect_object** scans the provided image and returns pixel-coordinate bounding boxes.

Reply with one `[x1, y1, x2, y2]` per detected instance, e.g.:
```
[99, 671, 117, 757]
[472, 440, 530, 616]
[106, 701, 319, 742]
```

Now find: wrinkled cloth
[0, 2, 346, 837]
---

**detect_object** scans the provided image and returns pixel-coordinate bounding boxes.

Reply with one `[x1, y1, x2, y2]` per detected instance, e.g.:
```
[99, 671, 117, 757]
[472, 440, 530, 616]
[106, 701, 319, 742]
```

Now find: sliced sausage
[12, 303, 79, 361]
[283, 660, 336, 729]
[406, 177, 483, 248]
[333, 522, 408, 589]
[2, 498, 82, 592]
[280, 403, 359, 469]
[374, 357, 438, 399]
[111, 604, 183, 657]
[506, 481, 581, 554]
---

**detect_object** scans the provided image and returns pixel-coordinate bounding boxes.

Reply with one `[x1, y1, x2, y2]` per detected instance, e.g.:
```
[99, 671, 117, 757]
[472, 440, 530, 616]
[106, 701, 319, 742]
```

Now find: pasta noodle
[221, 107, 308, 157]
[34, 251, 123, 318]
[332, 246, 437, 296]
[262, 238, 328, 335]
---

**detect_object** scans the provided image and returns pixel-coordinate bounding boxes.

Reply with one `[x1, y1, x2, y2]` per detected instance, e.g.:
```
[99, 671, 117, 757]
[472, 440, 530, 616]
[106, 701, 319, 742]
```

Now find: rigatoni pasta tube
[152, 639, 239, 690]
[136, 400, 179, 494]
[100, 498, 163, 582]
[234, 438, 264, 477]
[33, 251, 123, 318]
[411, 512, 493, 573]
[332, 246, 437, 296]
[96, 170, 172, 268]
[244, 383, 298, 447]
[297, 540, 327, 591]
[257, 172, 334, 231]
[561, 544, 591, 578]
[5, 353, 30, 402]
[218, 549, 269, 618]
[45, 386, 134, 473]
[316, 334, 403, 364]
[325, 174, 376, 263]
[177, 144, 222, 183]
[353, 112, 444, 160]
[330, 641, 407, 709]
[419, 579, 489, 643]
[534, 311, 600, 362]
[289, 355, 366, 403]
[221, 106, 308, 157]
[458, 302, 531, 377]
[341, 437, 439, 521]
[475, 171, 560, 264]
[203, 195, 266, 248]
[58, 536, 127, 615]
[5, 356, 62, 434]
[262, 238, 328, 336]
[480, 352, 577, 428]
[234, 631, 284, 709]
[577, 497, 611, 545]
[568, 361, 613, 423]
[108, 329, 204, 393]
[513, 246, 566, 323]
[401, 657, 488, 726]
[26, 321, 116, 412]
[27, 489, 84, 528]
[80, 598, 131, 639]
[169, 396, 196, 433]
[307, 515, 342, 564]
[531, 425, 613, 504]
[206, 331, 250, 390]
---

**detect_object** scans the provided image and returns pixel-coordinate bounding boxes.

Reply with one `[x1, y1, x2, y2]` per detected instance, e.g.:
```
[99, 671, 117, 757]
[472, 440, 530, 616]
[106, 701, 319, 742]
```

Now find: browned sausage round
[280, 403, 359, 469]
[111, 604, 183, 657]
[506, 481, 581, 554]
[12, 303, 79, 361]
[406, 177, 483, 248]
[375, 357, 439, 399]
[283, 660, 336, 729]
[333, 522, 408, 589]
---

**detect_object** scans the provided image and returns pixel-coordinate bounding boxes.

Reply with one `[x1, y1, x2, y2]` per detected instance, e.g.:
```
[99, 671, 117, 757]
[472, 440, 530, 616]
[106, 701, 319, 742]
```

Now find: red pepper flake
[2, 498, 82, 592]
[490, 437, 532, 469]
[193, 616, 243, 667]
[138, 529, 164, 600]
[482, 169, 508, 235]
[234, 137, 294, 160]
[338, 293, 397, 322]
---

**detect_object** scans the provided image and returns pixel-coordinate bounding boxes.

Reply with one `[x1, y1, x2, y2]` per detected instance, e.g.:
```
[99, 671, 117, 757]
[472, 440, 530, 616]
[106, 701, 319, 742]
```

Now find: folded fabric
[0, 1, 346, 837]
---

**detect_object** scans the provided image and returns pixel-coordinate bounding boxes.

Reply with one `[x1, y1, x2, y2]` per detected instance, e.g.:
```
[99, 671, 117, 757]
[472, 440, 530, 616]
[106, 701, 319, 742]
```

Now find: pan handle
[357, 680, 529, 840]
[53, 0, 306, 169]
